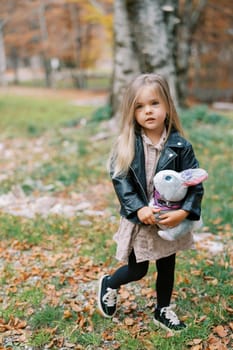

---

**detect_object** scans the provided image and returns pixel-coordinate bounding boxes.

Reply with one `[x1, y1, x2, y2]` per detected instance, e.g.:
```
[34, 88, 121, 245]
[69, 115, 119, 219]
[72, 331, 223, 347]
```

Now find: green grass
[180, 105, 233, 234]
[0, 94, 95, 137]
[0, 94, 109, 197]
[28, 330, 52, 347]
[0, 94, 232, 349]
[29, 305, 64, 329]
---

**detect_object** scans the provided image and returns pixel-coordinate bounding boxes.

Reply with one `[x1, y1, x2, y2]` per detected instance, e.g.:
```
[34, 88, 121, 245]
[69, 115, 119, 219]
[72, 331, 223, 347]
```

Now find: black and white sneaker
[153, 306, 187, 332]
[98, 275, 118, 318]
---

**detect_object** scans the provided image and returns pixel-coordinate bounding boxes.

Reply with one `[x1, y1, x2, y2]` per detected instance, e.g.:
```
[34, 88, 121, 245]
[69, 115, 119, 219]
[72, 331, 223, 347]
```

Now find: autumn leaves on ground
[0, 89, 232, 350]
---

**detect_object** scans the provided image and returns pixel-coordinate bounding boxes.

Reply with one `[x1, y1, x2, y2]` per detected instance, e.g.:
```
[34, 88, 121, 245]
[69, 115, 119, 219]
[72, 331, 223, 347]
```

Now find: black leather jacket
[111, 130, 204, 224]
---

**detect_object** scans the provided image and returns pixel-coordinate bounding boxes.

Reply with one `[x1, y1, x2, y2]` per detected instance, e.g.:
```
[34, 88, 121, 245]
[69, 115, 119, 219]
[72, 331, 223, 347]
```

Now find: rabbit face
[153, 170, 188, 202]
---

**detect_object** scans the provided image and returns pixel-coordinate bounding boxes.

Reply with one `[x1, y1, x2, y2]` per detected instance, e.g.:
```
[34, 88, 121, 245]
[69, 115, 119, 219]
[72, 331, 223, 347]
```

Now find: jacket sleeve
[179, 145, 204, 221]
[111, 172, 146, 222]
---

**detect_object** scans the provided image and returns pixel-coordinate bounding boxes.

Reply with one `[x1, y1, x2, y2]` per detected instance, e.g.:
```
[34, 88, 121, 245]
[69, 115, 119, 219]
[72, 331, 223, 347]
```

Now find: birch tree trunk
[0, 20, 7, 86]
[111, 0, 179, 118]
[111, 0, 207, 116]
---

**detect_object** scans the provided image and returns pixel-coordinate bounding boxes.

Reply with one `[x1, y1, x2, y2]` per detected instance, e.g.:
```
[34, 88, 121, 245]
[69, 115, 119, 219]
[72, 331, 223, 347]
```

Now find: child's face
[134, 85, 167, 137]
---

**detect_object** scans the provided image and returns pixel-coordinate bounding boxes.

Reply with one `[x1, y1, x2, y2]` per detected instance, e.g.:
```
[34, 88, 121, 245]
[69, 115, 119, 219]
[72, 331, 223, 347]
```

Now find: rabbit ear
[180, 168, 208, 186]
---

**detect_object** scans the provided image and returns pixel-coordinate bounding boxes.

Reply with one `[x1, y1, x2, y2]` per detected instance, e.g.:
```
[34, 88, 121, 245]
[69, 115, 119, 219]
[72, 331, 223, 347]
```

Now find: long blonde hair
[110, 73, 184, 177]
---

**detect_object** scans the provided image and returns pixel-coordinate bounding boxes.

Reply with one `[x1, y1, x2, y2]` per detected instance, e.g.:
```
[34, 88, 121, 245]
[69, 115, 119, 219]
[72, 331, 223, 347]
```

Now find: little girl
[97, 73, 204, 332]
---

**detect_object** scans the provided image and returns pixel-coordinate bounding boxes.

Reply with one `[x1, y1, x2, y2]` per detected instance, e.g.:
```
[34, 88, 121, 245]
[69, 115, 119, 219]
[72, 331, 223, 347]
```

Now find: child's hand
[137, 206, 160, 225]
[157, 209, 189, 227]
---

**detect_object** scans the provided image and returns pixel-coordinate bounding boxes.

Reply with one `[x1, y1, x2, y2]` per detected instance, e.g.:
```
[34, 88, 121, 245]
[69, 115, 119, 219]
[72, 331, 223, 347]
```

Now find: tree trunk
[175, 0, 207, 106]
[11, 47, 20, 84]
[38, 0, 52, 87]
[111, 0, 207, 116]
[68, 3, 87, 89]
[0, 20, 7, 86]
[110, 0, 140, 119]
[111, 0, 179, 118]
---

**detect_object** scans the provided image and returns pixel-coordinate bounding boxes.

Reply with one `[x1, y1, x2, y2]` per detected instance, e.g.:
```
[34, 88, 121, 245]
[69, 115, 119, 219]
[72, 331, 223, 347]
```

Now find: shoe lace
[102, 287, 117, 307]
[161, 306, 180, 326]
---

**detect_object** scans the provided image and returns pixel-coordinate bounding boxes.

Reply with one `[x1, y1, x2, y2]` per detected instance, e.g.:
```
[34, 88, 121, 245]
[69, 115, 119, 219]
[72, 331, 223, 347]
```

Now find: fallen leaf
[209, 344, 228, 350]
[196, 315, 207, 323]
[164, 331, 174, 338]
[120, 290, 130, 299]
[101, 330, 114, 341]
[47, 339, 55, 349]
[213, 325, 228, 338]
[206, 259, 214, 266]
[225, 306, 233, 314]
[190, 345, 202, 350]
[187, 338, 203, 345]
[63, 310, 73, 319]
[141, 287, 154, 297]
[124, 317, 134, 326]
[208, 334, 221, 344]
[64, 342, 76, 348]
[191, 269, 202, 276]
[212, 218, 222, 225]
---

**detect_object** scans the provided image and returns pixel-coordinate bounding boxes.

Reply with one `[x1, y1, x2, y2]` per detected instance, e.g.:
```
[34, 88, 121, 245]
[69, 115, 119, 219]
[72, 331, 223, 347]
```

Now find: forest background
[0, 0, 232, 106]
[0, 1, 232, 350]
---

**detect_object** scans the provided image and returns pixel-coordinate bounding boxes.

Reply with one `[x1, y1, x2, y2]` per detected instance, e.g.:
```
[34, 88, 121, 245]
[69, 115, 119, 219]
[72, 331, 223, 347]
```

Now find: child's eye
[152, 100, 159, 105]
[135, 104, 142, 109]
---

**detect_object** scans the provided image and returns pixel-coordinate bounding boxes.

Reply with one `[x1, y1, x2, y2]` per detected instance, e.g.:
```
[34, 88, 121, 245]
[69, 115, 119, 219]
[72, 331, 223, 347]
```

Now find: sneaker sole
[97, 275, 117, 319]
[153, 317, 185, 333]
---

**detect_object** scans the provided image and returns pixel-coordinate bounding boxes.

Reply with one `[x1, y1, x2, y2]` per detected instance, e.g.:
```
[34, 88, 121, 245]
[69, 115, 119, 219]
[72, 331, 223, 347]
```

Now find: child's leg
[98, 249, 149, 318]
[155, 253, 176, 308]
[108, 249, 149, 289]
[154, 254, 186, 331]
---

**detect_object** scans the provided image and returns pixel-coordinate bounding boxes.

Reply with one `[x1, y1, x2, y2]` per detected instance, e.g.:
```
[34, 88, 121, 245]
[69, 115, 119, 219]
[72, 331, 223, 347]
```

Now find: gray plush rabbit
[149, 168, 208, 241]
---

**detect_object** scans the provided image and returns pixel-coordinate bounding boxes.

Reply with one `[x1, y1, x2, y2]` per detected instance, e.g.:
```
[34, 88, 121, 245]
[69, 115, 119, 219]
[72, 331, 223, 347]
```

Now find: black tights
[108, 250, 176, 309]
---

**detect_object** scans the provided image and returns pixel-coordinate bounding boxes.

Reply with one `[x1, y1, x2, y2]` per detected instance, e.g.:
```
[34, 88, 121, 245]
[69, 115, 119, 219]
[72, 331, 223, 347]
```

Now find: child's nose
[145, 105, 152, 113]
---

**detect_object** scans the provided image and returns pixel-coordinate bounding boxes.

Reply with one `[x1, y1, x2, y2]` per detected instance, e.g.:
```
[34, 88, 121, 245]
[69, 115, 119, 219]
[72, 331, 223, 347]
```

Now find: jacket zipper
[130, 166, 148, 202]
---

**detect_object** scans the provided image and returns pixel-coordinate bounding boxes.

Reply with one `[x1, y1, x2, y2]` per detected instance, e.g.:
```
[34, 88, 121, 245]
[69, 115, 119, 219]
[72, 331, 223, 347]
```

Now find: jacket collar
[135, 128, 186, 147]
[134, 129, 186, 149]
[157, 130, 187, 171]
[165, 129, 187, 148]
[131, 129, 187, 181]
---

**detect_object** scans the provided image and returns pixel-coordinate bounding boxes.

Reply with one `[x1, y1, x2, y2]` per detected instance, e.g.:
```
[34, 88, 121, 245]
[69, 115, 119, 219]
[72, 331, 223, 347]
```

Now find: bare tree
[38, 0, 52, 87]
